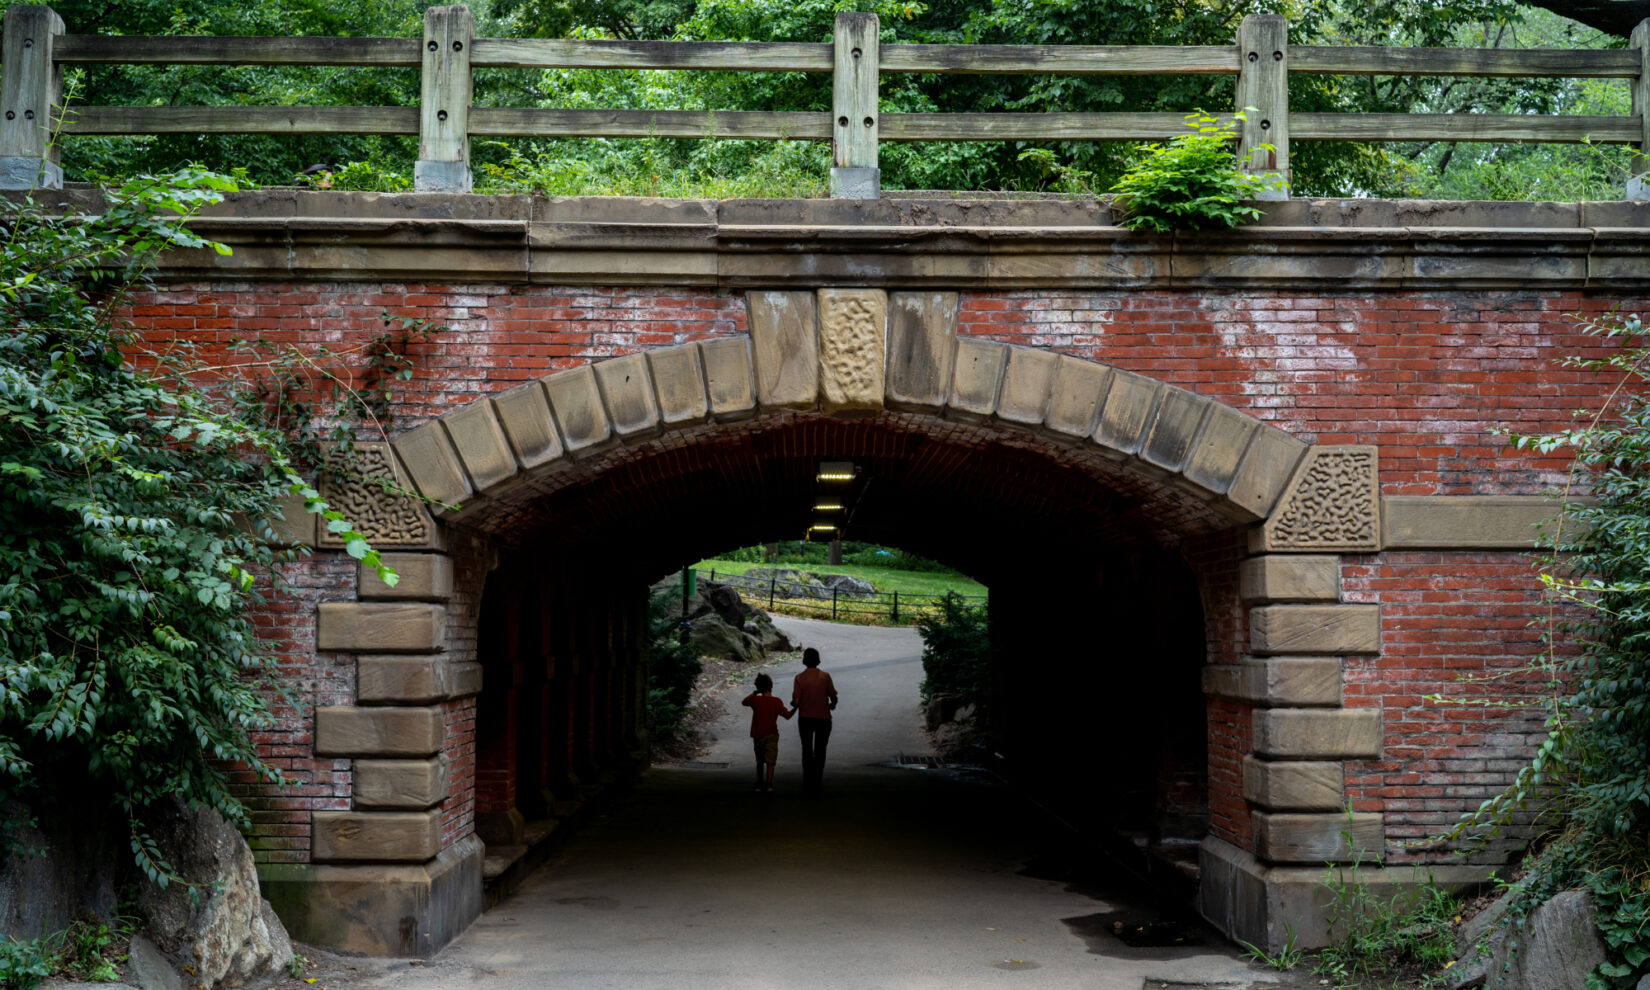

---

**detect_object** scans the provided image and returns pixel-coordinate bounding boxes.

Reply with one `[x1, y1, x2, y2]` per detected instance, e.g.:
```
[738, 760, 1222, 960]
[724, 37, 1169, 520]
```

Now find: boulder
[689, 612, 757, 662]
[126, 935, 183, 990]
[820, 574, 877, 598]
[1448, 889, 1608, 990]
[136, 802, 295, 989]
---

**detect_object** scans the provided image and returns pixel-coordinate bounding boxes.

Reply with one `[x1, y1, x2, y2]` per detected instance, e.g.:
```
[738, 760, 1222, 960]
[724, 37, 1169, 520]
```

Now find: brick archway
[273, 289, 1445, 956]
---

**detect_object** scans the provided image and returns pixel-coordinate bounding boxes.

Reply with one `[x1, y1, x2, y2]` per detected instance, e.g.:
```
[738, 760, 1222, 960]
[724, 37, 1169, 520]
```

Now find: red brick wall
[240, 553, 357, 862]
[956, 290, 1632, 496]
[1187, 532, 1252, 849]
[138, 281, 1637, 865]
[1342, 552, 1556, 864]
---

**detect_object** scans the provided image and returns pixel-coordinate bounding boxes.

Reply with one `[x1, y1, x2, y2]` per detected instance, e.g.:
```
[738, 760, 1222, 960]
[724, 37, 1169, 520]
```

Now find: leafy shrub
[1109, 112, 1284, 233]
[0, 934, 53, 990]
[0, 172, 391, 883]
[915, 592, 989, 710]
[645, 591, 702, 738]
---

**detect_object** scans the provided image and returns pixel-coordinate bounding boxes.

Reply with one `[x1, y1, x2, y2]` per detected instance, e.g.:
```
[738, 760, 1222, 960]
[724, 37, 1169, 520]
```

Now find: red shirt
[743, 693, 792, 738]
[791, 667, 838, 719]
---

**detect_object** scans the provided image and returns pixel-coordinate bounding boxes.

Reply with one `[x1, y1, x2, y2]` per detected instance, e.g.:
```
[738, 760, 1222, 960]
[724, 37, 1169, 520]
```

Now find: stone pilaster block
[491, 381, 565, 470]
[1252, 708, 1381, 760]
[315, 706, 444, 757]
[1094, 369, 1161, 457]
[645, 343, 709, 428]
[1202, 657, 1341, 707]
[440, 400, 517, 493]
[358, 656, 449, 705]
[1227, 425, 1308, 520]
[268, 491, 317, 547]
[748, 290, 819, 410]
[1042, 355, 1111, 440]
[699, 337, 756, 420]
[1252, 812, 1383, 864]
[995, 346, 1058, 426]
[448, 662, 483, 699]
[1141, 385, 1210, 473]
[948, 337, 1007, 422]
[1382, 495, 1559, 549]
[544, 364, 613, 454]
[358, 553, 453, 602]
[311, 810, 442, 862]
[1262, 446, 1381, 552]
[1241, 555, 1340, 603]
[817, 288, 886, 414]
[354, 757, 450, 810]
[1183, 401, 1261, 498]
[317, 603, 446, 654]
[1244, 756, 1344, 811]
[1250, 604, 1380, 655]
[393, 421, 472, 509]
[884, 291, 958, 411]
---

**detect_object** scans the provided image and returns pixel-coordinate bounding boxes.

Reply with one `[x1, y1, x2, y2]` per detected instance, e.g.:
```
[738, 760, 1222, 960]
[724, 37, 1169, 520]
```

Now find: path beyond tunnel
[336, 618, 1260, 990]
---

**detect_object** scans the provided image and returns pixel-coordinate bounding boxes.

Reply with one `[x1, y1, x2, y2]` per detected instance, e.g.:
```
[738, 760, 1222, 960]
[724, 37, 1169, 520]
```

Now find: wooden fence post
[1236, 13, 1289, 200]
[1631, 19, 1649, 200]
[0, 4, 65, 190]
[830, 11, 880, 199]
[416, 4, 474, 193]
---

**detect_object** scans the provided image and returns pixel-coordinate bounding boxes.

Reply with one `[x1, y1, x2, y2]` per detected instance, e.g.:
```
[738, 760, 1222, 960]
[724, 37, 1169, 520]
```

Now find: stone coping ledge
[16, 188, 1650, 289]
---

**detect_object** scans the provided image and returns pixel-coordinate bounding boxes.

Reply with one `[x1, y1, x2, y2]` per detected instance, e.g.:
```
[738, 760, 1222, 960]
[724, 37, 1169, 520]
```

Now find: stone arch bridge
[112, 189, 1650, 956]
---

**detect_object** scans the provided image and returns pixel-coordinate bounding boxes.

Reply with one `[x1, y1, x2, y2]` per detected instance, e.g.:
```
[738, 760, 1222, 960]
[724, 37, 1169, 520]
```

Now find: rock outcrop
[1449, 888, 1609, 990]
[653, 577, 795, 662]
[136, 803, 295, 989]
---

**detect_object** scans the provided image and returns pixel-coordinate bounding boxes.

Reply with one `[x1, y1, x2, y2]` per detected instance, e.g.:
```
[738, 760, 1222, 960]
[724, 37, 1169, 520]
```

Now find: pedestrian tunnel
[276, 297, 1394, 958]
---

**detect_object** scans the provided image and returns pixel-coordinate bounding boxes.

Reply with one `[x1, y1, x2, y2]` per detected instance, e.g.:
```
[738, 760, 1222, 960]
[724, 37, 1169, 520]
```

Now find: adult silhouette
[790, 647, 838, 795]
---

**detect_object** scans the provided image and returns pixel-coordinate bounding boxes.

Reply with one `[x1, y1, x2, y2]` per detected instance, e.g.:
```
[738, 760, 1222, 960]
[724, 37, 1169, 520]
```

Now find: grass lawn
[690, 558, 987, 599]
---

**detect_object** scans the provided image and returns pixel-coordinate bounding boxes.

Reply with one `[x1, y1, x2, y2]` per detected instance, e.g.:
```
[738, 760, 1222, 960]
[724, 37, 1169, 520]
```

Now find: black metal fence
[696, 568, 988, 624]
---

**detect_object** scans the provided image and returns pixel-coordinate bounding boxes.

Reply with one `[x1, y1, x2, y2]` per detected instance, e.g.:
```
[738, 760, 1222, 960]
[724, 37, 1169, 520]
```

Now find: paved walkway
[340, 617, 1267, 990]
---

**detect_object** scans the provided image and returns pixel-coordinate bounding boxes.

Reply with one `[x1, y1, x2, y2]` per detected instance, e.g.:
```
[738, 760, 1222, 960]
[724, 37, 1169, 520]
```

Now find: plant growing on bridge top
[1108, 112, 1284, 233]
[0, 170, 394, 885]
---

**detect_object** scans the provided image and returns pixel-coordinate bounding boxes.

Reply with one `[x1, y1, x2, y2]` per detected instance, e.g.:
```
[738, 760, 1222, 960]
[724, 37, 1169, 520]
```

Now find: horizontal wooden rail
[469, 38, 831, 71]
[60, 106, 419, 135]
[469, 107, 830, 139]
[54, 34, 421, 66]
[1290, 45, 1642, 78]
[878, 44, 1238, 74]
[1292, 112, 1642, 143]
[880, 112, 1233, 141]
[6, 5, 1647, 199]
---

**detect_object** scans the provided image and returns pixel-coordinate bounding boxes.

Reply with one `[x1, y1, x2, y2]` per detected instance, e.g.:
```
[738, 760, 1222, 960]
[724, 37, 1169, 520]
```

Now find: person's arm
[827, 674, 839, 710]
[742, 692, 757, 708]
[780, 703, 795, 720]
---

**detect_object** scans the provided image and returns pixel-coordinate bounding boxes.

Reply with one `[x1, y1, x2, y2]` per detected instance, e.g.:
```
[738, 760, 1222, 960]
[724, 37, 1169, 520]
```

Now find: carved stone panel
[317, 443, 439, 550]
[817, 288, 886, 414]
[1261, 445, 1380, 552]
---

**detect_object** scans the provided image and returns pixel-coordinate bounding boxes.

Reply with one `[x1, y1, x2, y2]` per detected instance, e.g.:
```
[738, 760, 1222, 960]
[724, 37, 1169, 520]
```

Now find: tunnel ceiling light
[814, 502, 844, 512]
[817, 460, 855, 482]
[809, 523, 839, 532]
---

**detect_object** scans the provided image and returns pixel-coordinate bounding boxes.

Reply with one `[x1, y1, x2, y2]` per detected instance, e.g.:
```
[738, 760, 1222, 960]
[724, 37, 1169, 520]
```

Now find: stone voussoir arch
[390, 289, 1320, 525]
[301, 287, 1394, 956]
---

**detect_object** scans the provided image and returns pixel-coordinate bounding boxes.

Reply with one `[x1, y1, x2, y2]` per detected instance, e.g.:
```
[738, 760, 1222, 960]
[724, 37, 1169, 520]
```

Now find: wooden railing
[1, 3, 1646, 198]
